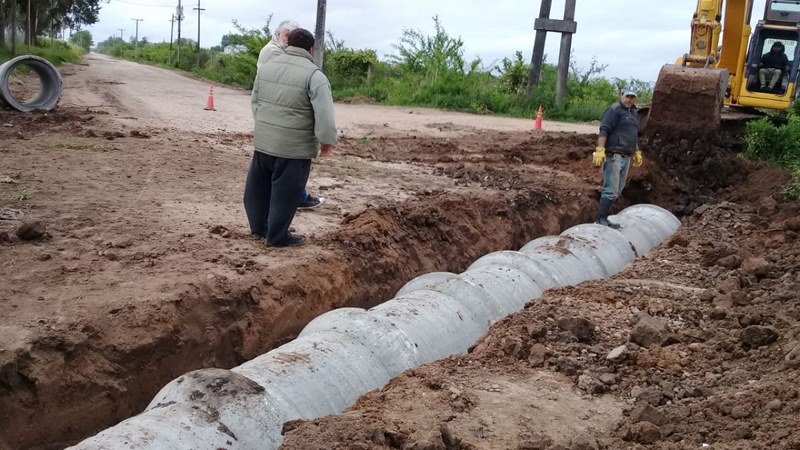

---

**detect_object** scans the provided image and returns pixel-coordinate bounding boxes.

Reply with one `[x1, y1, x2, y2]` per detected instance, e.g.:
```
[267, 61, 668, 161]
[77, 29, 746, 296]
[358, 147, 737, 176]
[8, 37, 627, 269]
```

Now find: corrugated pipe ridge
[68, 204, 680, 450]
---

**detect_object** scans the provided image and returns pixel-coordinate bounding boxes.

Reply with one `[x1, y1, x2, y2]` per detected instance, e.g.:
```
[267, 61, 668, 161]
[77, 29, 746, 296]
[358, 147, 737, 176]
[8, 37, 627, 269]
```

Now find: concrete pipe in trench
[0, 55, 63, 111]
[67, 204, 680, 450]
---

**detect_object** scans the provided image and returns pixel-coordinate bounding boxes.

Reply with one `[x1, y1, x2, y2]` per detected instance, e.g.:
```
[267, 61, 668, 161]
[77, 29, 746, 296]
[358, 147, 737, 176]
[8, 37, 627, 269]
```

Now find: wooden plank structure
[527, 0, 577, 105]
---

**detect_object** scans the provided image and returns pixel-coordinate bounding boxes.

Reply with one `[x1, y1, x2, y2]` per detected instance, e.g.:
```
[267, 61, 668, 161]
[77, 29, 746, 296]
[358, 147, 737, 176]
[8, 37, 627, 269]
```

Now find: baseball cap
[622, 86, 637, 97]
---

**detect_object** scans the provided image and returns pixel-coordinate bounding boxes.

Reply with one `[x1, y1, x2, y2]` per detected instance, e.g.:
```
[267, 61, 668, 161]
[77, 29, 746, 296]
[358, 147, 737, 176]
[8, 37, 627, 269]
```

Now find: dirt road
[65, 53, 596, 137]
[1, 54, 797, 450]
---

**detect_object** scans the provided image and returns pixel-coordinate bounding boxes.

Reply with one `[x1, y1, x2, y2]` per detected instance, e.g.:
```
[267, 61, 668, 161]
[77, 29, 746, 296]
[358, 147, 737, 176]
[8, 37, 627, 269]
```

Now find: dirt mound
[0, 107, 96, 138]
[281, 198, 800, 450]
[339, 95, 377, 105]
[643, 138, 788, 214]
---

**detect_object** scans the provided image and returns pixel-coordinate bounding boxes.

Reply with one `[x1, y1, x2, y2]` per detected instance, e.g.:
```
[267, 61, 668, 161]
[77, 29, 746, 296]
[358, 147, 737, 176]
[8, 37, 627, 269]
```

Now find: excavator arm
[683, 0, 725, 67]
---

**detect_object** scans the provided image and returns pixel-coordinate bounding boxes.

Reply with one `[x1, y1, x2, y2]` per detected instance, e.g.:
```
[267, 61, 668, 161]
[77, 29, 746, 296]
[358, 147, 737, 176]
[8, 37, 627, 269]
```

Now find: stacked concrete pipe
[67, 204, 680, 450]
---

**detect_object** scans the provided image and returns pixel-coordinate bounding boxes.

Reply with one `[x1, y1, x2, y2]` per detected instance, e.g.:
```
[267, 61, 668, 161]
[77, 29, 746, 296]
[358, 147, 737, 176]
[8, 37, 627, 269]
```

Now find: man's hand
[633, 149, 643, 167]
[320, 144, 333, 157]
[592, 147, 606, 167]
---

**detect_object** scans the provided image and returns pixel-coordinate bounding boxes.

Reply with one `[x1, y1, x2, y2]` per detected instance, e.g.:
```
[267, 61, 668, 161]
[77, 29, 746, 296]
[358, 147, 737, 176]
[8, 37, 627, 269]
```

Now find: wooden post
[526, 0, 578, 105]
[554, 0, 577, 105]
[313, 0, 327, 68]
[527, 0, 552, 93]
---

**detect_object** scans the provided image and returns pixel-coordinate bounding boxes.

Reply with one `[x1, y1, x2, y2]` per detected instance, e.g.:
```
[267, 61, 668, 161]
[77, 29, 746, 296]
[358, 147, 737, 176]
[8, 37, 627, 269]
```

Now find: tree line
[93, 15, 653, 122]
[0, 0, 101, 53]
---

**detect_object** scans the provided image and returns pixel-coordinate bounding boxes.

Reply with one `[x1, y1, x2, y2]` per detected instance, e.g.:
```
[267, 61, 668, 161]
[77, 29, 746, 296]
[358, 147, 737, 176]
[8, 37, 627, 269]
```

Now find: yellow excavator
[645, 0, 800, 134]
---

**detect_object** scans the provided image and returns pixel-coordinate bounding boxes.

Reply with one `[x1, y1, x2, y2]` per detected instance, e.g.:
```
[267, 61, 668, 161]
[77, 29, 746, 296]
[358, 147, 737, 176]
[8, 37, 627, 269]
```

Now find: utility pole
[313, 0, 327, 68]
[118, 28, 125, 40]
[169, 14, 175, 49]
[132, 18, 143, 57]
[193, 0, 204, 67]
[176, 0, 183, 63]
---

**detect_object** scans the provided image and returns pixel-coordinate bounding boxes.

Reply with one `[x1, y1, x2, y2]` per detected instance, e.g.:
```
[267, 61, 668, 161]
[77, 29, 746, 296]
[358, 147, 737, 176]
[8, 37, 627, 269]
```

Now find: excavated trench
[1, 162, 600, 448]
[2, 126, 781, 450]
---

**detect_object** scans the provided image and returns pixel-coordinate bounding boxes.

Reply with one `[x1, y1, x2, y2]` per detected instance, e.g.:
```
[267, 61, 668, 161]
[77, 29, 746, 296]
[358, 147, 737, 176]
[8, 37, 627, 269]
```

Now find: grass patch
[52, 139, 98, 151]
[1, 40, 84, 66]
[10, 192, 31, 202]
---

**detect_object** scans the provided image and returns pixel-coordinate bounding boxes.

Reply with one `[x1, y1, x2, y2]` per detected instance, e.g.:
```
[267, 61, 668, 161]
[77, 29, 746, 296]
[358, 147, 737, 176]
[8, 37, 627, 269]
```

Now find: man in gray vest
[257, 19, 325, 210]
[244, 28, 337, 247]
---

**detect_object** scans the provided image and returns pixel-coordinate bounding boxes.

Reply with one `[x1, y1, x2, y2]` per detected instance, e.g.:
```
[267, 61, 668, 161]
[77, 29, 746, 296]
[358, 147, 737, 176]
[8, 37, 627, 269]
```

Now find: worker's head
[620, 85, 637, 107]
[287, 28, 315, 53]
[274, 19, 300, 47]
[771, 41, 785, 53]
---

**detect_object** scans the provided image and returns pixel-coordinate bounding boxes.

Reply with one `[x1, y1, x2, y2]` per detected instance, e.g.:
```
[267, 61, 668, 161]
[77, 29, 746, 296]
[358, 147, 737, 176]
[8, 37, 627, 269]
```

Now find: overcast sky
[86, 0, 770, 82]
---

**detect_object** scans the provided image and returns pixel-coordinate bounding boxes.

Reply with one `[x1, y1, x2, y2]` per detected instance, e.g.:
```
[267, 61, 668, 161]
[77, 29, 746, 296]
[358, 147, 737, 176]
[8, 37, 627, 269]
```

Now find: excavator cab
[744, 33, 799, 95]
[738, 0, 800, 108]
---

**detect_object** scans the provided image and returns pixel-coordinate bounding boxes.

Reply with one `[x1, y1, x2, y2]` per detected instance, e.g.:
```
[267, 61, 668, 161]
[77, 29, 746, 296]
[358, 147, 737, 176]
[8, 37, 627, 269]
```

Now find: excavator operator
[758, 41, 789, 92]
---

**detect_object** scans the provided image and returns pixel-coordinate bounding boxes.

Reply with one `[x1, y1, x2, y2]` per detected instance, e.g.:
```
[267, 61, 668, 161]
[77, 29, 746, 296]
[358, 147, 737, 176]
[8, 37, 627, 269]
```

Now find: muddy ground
[1, 57, 797, 450]
[279, 130, 800, 449]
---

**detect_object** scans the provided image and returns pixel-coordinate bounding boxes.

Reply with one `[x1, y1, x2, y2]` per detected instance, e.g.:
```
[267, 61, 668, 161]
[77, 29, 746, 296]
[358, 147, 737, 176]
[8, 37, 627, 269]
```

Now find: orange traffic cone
[204, 85, 216, 111]
[534, 105, 543, 132]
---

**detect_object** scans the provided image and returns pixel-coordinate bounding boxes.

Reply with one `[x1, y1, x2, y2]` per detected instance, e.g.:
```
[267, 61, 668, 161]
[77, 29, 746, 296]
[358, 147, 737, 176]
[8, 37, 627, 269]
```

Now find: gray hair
[273, 19, 300, 41]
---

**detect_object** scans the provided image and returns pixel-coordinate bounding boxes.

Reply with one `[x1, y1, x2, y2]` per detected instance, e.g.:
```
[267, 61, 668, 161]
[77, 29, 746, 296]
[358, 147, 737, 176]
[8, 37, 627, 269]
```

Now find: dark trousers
[243, 151, 311, 245]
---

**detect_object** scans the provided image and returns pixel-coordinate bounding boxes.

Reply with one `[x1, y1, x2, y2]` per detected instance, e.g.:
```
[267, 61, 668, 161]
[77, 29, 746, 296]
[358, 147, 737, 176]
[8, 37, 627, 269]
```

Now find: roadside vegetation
[0, 0, 99, 64]
[744, 113, 800, 199]
[93, 16, 653, 122]
[0, 38, 84, 65]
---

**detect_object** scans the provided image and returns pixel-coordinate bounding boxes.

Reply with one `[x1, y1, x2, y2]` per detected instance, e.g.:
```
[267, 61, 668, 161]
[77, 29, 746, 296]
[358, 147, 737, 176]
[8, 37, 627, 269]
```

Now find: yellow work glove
[633, 149, 643, 167]
[592, 147, 606, 166]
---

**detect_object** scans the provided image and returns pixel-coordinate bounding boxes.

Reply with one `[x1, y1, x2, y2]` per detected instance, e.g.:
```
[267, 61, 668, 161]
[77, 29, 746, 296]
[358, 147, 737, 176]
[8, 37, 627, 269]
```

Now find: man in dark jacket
[591, 86, 643, 229]
[244, 28, 337, 247]
[758, 41, 790, 92]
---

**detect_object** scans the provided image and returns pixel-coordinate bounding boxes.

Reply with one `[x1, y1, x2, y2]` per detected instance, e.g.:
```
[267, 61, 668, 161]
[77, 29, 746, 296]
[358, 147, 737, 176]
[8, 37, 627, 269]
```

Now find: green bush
[744, 115, 800, 165]
[786, 165, 800, 199]
[1, 40, 84, 65]
[744, 115, 800, 198]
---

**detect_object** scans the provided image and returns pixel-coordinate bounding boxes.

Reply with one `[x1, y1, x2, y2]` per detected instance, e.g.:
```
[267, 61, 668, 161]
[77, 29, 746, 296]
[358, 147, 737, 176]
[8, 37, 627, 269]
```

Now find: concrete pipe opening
[0, 55, 64, 111]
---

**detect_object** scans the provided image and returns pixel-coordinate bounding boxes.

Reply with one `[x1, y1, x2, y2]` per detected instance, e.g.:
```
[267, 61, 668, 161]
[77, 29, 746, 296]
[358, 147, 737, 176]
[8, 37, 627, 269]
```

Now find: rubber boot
[595, 197, 621, 229]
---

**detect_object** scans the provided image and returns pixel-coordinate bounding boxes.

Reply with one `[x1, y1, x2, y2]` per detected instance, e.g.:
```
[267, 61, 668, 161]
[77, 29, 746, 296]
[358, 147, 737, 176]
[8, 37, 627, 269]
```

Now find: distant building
[223, 44, 247, 55]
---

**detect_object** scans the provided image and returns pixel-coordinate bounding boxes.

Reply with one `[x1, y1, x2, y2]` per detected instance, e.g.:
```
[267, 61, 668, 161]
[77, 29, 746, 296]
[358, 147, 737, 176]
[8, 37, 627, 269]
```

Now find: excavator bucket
[643, 65, 728, 135]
